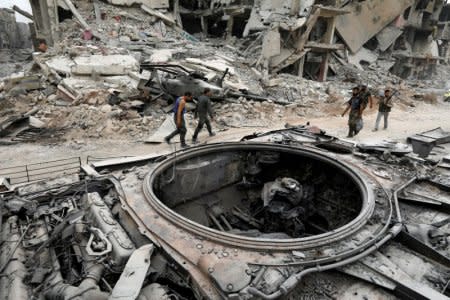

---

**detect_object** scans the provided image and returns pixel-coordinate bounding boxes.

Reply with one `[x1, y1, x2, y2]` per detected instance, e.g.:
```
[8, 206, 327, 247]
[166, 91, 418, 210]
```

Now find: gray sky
[0, 0, 32, 23]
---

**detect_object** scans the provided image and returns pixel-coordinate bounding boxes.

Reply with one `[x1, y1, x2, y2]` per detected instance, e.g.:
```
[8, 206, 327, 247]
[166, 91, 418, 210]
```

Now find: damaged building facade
[27, 0, 450, 81]
[0, 8, 32, 49]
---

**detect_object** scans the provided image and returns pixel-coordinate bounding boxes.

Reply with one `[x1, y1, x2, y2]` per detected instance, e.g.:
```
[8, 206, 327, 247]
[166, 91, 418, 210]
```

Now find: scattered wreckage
[140, 63, 279, 104]
[1, 127, 449, 299]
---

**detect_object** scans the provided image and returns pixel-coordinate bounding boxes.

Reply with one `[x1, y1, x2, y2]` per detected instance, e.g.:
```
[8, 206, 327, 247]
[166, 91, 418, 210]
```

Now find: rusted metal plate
[336, 0, 414, 53]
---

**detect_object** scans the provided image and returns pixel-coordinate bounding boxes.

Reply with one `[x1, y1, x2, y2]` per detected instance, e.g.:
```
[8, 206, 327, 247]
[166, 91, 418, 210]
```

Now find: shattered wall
[21, 0, 450, 83]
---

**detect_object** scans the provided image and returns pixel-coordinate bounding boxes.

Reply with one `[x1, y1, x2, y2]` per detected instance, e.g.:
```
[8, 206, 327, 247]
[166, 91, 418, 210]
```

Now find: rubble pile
[0, 0, 449, 143]
[0, 49, 33, 79]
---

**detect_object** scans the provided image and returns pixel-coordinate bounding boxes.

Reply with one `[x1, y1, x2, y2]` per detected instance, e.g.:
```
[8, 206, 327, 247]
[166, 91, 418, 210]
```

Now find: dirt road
[1, 100, 449, 168]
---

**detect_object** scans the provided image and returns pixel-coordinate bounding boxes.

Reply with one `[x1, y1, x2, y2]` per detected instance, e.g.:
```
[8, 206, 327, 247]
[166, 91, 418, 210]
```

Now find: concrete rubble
[0, 0, 449, 143]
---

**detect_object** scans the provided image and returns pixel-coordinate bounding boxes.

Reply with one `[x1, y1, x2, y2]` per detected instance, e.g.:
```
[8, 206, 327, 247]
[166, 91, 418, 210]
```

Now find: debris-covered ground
[1, 0, 450, 299]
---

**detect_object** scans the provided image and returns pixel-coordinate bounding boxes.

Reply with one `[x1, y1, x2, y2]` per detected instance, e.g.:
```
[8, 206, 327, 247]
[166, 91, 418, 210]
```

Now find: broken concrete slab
[348, 47, 379, 70]
[71, 55, 140, 76]
[60, 78, 102, 96]
[262, 28, 281, 59]
[377, 59, 396, 71]
[45, 57, 74, 76]
[376, 25, 404, 52]
[336, 0, 414, 53]
[62, 0, 97, 38]
[103, 75, 140, 90]
[0, 114, 45, 141]
[4, 73, 41, 91]
[149, 49, 173, 63]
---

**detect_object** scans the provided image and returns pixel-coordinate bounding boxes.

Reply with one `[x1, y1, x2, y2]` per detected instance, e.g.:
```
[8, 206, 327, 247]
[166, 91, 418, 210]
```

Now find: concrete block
[262, 29, 281, 59]
[4, 74, 41, 91]
[376, 25, 404, 52]
[46, 57, 74, 75]
[149, 49, 173, 63]
[71, 55, 140, 76]
[348, 47, 378, 70]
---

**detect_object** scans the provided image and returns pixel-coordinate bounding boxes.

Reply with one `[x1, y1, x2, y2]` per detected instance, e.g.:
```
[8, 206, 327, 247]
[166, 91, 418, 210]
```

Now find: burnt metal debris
[0, 128, 449, 299]
[0, 0, 450, 299]
[407, 127, 450, 158]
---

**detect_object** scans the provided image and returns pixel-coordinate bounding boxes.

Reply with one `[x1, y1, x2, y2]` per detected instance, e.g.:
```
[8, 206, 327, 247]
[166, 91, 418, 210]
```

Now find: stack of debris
[27, 0, 450, 82]
[0, 0, 448, 143]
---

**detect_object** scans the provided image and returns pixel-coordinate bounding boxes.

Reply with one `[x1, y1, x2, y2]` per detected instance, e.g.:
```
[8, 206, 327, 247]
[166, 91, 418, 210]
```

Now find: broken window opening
[231, 13, 251, 38]
[364, 37, 379, 51]
[180, 15, 203, 35]
[57, 6, 73, 23]
[207, 18, 228, 37]
[404, 7, 411, 20]
[438, 4, 450, 21]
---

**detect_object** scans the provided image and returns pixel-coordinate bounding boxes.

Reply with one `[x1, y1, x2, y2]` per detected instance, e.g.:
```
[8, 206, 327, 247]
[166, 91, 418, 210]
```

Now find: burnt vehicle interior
[154, 149, 363, 239]
[0, 178, 196, 300]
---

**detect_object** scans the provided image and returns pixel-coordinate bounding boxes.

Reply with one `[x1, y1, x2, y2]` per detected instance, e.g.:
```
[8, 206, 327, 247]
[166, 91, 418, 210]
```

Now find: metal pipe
[220, 215, 233, 231]
[207, 212, 225, 231]
[0, 217, 29, 300]
[246, 223, 403, 299]
[251, 266, 267, 287]
[392, 176, 417, 223]
[0, 223, 30, 274]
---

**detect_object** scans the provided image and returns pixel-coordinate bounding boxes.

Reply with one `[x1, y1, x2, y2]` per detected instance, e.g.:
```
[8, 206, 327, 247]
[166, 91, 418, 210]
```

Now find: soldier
[373, 88, 394, 131]
[342, 86, 364, 138]
[192, 88, 215, 143]
[359, 84, 373, 112]
[165, 92, 193, 148]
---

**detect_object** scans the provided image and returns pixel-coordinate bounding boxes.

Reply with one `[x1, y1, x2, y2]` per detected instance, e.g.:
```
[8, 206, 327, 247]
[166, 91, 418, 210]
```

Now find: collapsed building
[1, 0, 449, 150]
[25, 0, 450, 81]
